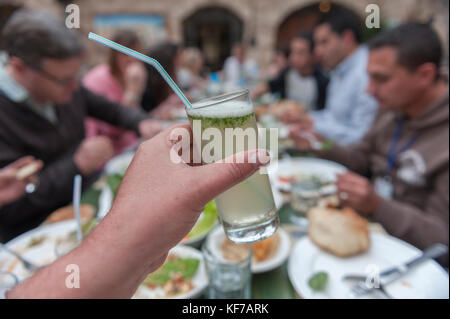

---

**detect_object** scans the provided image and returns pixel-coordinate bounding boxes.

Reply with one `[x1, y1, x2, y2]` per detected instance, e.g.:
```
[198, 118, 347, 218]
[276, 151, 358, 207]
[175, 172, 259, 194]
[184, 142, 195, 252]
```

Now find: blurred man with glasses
[0, 9, 162, 242]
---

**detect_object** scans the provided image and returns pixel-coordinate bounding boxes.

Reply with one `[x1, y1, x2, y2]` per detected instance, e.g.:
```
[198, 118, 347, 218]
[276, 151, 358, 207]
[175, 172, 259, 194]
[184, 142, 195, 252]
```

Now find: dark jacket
[0, 86, 149, 242]
[268, 66, 329, 110]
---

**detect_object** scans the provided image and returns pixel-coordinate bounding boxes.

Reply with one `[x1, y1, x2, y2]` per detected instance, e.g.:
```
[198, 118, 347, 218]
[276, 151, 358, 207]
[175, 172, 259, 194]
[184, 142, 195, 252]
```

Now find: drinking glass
[290, 179, 321, 228]
[186, 90, 279, 244]
[202, 238, 252, 299]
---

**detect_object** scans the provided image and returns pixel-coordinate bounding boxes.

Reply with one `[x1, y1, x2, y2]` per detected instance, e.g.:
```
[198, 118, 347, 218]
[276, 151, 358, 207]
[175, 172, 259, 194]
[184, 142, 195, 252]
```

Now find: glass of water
[290, 179, 322, 228]
[202, 238, 252, 299]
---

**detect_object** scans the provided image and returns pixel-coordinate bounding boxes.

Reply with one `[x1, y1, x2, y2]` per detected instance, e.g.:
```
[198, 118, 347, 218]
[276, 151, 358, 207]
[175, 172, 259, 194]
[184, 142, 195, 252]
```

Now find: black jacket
[0, 86, 149, 242]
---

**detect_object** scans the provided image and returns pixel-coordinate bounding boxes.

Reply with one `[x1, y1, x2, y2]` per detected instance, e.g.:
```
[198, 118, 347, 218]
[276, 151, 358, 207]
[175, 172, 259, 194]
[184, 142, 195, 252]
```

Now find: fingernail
[249, 149, 270, 165]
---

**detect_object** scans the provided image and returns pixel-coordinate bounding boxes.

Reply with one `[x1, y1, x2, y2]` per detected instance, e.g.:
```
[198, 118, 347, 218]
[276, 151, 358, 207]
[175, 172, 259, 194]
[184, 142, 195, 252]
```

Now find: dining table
[1, 108, 447, 299]
[77, 159, 388, 300]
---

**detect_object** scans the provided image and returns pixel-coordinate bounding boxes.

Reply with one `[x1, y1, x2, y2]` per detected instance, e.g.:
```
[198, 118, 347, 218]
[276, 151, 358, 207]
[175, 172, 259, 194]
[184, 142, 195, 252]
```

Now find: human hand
[289, 125, 325, 151]
[138, 119, 164, 140]
[280, 109, 313, 129]
[0, 156, 43, 206]
[109, 123, 271, 271]
[74, 136, 114, 175]
[5, 124, 271, 299]
[150, 94, 185, 120]
[336, 171, 382, 215]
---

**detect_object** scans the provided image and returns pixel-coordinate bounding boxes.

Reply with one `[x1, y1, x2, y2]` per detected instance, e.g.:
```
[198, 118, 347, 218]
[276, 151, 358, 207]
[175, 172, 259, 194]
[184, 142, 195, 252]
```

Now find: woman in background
[83, 29, 147, 156]
[141, 42, 185, 119]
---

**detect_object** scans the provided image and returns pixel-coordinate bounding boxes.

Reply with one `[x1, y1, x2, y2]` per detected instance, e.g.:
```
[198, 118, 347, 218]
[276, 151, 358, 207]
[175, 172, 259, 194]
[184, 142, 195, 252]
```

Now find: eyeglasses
[31, 66, 80, 87]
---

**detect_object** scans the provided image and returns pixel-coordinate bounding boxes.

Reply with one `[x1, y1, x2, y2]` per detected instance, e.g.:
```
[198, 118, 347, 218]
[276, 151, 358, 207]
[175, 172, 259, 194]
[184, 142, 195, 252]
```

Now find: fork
[297, 131, 324, 150]
[348, 243, 448, 298]
[350, 280, 393, 299]
[0, 243, 41, 272]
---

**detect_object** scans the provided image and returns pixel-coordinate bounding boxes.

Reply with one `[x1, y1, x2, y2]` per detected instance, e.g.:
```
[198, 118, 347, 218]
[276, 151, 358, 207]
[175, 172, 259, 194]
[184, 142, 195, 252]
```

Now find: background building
[1, 0, 448, 72]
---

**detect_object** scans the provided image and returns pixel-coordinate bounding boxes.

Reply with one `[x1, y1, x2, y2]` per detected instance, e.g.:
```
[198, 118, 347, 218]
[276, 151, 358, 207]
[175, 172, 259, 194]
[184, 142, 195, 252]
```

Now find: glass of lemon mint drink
[186, 90, 278, 244]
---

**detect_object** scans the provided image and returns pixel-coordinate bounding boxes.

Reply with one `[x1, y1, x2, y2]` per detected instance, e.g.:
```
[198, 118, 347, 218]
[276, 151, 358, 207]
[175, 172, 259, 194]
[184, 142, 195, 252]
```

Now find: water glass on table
[290, 179, 322, 228]
[202, 239, 252, 299]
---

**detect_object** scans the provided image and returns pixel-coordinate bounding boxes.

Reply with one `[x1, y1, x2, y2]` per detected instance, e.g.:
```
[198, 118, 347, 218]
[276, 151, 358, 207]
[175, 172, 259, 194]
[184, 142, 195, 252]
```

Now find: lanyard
[385, 119, 418, 177]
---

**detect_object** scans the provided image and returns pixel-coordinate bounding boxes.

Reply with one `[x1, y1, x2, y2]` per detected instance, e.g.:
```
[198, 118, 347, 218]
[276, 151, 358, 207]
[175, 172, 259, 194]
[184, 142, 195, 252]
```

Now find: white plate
[103, 151, 135, 175]
[133, 245, 207, 299]
[268, 157, 347, 193]
[288, 233, 449, 299]
[207, 226, 291, 274]
[97, 184, 113, 220]
[0, 220, 79, 281]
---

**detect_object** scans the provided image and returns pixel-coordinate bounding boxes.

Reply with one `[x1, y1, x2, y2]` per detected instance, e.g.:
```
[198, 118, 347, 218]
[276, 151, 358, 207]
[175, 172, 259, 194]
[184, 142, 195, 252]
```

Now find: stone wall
[7, 0, 449, 69]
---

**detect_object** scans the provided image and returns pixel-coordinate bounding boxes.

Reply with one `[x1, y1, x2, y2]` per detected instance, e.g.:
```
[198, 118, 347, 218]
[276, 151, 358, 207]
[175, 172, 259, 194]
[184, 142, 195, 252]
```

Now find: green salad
[184, 200, 218, 241]
[143, 256, 200, 287]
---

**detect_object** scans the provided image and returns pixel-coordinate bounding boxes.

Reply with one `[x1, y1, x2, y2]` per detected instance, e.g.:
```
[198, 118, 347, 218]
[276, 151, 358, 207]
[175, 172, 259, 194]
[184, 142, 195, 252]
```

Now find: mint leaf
[308, 272, 328, 292]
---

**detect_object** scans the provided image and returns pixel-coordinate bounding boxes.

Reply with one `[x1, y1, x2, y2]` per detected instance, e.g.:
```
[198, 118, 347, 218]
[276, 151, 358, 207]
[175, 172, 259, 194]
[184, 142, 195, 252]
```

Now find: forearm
[251, 83, 269, 99]
[312, 116, 367, 146]
[121, 88, 142, 109]
[7, 207, 162, 298]
[83, 86, 148, 133]
[317, 143, 371, 176]
[311, 95, 377, 147]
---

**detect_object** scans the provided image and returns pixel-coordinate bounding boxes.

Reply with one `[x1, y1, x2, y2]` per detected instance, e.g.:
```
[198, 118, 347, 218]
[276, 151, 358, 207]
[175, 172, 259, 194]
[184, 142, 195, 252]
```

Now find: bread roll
[308, 206, 370, 257]
[16, 162, 41, 180]
[46, 204, 95, 224]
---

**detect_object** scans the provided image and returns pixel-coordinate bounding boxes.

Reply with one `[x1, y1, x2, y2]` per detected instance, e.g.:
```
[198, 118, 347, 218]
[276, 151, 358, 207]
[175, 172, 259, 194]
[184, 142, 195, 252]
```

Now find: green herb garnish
[143, 257, 200, 286]
[187, 113, 254, 129]
[308, 272, 329, 292]
[106, 173, 124, 198]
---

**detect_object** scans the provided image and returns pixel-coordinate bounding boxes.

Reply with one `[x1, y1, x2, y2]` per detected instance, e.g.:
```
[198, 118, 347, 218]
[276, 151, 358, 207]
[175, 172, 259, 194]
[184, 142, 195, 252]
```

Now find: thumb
[195, 149, 271, 201]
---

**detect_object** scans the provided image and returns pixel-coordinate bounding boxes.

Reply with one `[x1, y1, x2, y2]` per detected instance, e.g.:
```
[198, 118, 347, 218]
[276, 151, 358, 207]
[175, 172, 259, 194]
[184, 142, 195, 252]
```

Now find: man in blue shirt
[283, 8, 378, 146]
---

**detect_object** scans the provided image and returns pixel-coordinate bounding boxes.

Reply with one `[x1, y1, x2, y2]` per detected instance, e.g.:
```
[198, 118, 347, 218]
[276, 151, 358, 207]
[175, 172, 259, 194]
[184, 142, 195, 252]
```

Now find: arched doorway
[183, 7, 243, 72]
[276, 2, 361, 49]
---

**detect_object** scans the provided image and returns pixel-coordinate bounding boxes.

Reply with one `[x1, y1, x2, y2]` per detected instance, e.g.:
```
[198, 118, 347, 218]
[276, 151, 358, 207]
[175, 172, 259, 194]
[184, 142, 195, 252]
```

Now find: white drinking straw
[73, 174, 82, 244]
[88, 32, 192, 109]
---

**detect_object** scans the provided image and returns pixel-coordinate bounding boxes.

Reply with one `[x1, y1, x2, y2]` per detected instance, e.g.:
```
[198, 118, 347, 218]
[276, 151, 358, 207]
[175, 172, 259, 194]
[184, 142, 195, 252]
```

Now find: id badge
[374, 176, 394, 199]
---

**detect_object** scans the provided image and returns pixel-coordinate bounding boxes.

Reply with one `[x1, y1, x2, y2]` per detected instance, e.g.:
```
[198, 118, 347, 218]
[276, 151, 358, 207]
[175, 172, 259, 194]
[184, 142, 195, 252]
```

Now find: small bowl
[0, 271, 19, 289]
